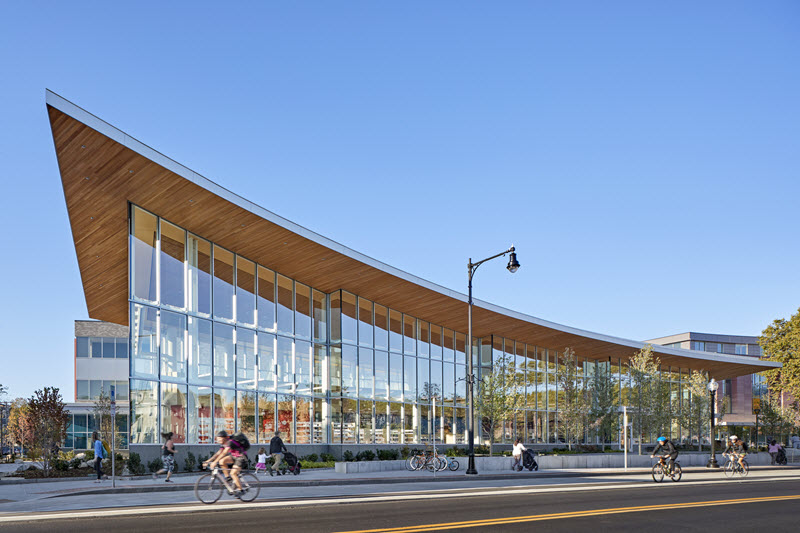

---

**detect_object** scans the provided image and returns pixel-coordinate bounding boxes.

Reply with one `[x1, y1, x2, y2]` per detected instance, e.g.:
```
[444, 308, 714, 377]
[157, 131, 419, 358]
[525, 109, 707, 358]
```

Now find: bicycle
[651, 455, 682, 482]
[723, 454, 749, 478]
[194, 465, 260, 504]
[407, 451, 446, 471]
[444, 455, 459, 471]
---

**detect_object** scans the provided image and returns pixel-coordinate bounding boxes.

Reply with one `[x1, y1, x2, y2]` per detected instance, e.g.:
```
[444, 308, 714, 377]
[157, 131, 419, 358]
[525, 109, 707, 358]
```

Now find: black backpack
[231, 432, 251, 451]
[741, 442, 749, 452]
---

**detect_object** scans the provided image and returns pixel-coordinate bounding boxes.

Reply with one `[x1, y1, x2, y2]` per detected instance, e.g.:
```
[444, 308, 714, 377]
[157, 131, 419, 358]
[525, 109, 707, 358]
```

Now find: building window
[735, 344, 747, 355]
[692, 341, 705, 351]
[76, 337, 90, 357]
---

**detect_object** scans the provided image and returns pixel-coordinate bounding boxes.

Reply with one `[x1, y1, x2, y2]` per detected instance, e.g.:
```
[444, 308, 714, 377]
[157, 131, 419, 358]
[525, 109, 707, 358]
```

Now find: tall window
[159, 220, 185, 309]
[131, 207, 157, 302]
[187, 234, 211, 315]
[236, 257, 256, 327]
[213, 246, 234, 321]
[257, 266, 276, 331]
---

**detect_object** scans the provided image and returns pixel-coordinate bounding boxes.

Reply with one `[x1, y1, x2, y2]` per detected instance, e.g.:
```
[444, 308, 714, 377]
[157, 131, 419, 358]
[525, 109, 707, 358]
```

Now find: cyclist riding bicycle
[203, 430, 247, 496]
[722, 435, 747, 470]
[650, 436, 678, 474]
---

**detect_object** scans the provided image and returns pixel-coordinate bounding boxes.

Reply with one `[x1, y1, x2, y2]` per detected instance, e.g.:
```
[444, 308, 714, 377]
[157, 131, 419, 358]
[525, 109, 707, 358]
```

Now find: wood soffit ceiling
[48, 103, 776, 380]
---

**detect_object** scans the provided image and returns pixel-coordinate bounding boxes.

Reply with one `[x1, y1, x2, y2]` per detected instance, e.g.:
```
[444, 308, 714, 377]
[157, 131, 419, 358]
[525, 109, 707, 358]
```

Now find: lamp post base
[466, 455, 478, 475]
[706, 456, 720, 468]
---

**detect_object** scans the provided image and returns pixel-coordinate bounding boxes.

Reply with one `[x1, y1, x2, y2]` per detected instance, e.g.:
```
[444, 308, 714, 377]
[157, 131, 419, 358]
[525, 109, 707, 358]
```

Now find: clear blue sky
[1, 1, 798, 401]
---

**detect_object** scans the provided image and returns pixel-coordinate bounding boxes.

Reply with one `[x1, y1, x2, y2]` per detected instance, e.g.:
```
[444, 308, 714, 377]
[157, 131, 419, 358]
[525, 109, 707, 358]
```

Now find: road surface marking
[334, 494, 800, 532]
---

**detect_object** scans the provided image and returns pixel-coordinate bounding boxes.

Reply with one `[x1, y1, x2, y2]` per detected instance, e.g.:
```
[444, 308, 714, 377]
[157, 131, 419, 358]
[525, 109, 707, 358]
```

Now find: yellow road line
[335, 494, 800, 533]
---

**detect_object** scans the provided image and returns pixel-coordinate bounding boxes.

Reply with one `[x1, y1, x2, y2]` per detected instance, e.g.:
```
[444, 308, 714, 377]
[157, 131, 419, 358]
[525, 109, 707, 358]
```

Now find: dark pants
[94, 457, 103, 479]
[667, 453, 678, 472]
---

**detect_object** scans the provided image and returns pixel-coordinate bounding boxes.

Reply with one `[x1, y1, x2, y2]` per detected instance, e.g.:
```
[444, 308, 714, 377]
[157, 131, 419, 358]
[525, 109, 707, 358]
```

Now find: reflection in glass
[359, 400, 373, 444]
[213, 245, 234, 321]
[389, 310, 403, 353]
[375, 401, 388, 444]
[403, 315, 416, 355]
[313, 398, 326, 444]
[330, 345, 342, 396]
[313, 344, 327, 395]
[259, 393, 276, 439]
[359, 348, 374, 399]
[374, 304, 388, 350]
[295, 282, 311, 339]
[295, 397, 311, 444]
[236, 256, 256, 326]
[187, 234, 212, 315]
[295, 341, 312, 396]
[257, 266, 276, 331]
[277, 275, 293, 336]
[341, 292, 357, 345]
[389, 353, 403, 402]
[341, 345, 357, 398]
[278, 395, 293, 444]
[257, 333, 276, 392]
[131, 304, 158, 379]
[374, 351, 389, 400]
[131, 206, 157, 302]
[188, 386, 212, 445]
[358, 298, 373, 347]
[188, 316, 212, 386]
[236, 328, 256, 390]
[213, 388, 236, 437]
[130, 380, 158, 444]
[417, 321, 430, 357]
[389, 402, 402, 444]
[403, 403, 417, 444]
[430, 325, 443, 359]
[213, 323, 235, 388]
[312, 290, 327, 342]
[237, 390, 257, 442]
[160, 382, 187, 443]
[443, 329, 454, 362]
[160, 220, 185, 308]
[160, 310, 187, 382]
[403, 355, 416, 403]
[277, 336, 293, 393]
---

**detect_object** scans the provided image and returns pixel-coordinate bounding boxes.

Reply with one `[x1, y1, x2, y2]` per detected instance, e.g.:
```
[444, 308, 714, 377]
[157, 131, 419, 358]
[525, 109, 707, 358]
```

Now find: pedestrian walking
[768, 440, 782, 465]
[91, 431, 105, 482]
[270, 431, 287, 475]
[512, 438, 526, 471]
[254, 447, 268, 474]
[153, 432, 176, 482]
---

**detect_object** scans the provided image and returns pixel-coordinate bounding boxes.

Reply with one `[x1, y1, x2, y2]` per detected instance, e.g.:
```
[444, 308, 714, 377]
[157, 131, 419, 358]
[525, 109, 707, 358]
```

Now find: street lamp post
[466, 246, 520, 476]
[707, 378, 720, 468]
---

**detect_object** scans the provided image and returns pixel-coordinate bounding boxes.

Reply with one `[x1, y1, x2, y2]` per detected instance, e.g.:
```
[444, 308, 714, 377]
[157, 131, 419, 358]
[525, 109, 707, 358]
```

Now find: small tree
[628, 344, 671, 454]
[589, 362, 619, 445]
[93, 389, 115, 444]
[677, 371, 710, 451]
[8, 398, 33, 457]
[27, 387, 70, 476]
[556, 348, 590, 450]
[760, 308, 800, 426]
[475, 355, 524, 456]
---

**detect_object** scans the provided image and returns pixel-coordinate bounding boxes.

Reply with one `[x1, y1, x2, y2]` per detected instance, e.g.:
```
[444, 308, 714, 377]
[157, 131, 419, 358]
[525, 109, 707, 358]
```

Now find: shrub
[127, 452, 145, 475]
[185, 452, 197, 472]
[400, 446, 410, 459]
[69, 457, 82, 469]
[321, 453, 336, 463]
[85, 450, 95, 461]
[147, 457, 164, 473]
[474, 445, 490, 455]
[301, 454, 319, 463]
[52, 458, 69, 471]
[342, 450, 355, 462]
[356, 450, 375, 461]
[377, 449, 399, 461]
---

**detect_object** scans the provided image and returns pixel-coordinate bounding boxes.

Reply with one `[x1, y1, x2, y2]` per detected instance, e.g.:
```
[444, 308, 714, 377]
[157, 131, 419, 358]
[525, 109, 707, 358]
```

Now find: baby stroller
[776, 447, 787, 466]
[284, 451, 301, 475]
[522, 449, 538, 471]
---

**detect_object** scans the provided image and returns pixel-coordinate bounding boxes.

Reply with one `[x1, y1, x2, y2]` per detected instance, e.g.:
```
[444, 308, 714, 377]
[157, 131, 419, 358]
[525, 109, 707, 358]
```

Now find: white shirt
[513, 443, 527, 456]
[257, 453, 268, 463]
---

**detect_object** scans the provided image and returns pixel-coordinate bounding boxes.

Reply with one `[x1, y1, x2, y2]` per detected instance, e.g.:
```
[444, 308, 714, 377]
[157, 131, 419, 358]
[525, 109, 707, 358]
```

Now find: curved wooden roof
[46, 90, 778, 380]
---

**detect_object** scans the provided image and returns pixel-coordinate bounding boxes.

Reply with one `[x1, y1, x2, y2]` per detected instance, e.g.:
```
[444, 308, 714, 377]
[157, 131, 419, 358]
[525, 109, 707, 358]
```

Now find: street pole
[707, 384, 719, 468]
[623, 406, 628, 472]
[465, 246, 520, 477]
[110, 385, 116, 488]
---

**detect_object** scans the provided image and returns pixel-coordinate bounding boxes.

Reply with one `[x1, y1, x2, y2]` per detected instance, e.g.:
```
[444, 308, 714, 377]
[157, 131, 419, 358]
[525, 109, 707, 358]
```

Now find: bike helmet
[730, 435, 738, 440]
[216, 430, 229, 438]
[657, 436, 667, 442]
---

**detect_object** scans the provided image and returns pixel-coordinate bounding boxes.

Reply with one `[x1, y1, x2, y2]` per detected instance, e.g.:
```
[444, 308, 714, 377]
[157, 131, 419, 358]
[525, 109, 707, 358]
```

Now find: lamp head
[506, 247, 520, 274]
[708, 378, 719, 392]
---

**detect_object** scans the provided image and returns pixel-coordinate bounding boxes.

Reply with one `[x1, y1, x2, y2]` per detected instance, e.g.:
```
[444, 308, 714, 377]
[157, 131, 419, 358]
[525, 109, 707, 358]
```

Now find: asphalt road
[4, 476, 799, 532]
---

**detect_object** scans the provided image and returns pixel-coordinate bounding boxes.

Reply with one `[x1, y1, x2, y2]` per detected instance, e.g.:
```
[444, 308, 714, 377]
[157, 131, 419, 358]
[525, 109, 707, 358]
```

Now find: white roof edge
[44, 90, 781, 369]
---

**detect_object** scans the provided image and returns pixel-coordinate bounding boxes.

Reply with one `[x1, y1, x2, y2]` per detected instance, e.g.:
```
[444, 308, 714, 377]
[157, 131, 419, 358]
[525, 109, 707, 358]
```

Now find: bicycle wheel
[738, 460, 749, 478]
[409, 455, 422, 471]
[195, 474, 223, 504]
[237, 473, 260, 502]
[449, 459, 459, 471]
[670, 464, 682, 482]
[435, 456, 447, 472]
[723, 461, 735, 478]
[651, 464, 664, 483]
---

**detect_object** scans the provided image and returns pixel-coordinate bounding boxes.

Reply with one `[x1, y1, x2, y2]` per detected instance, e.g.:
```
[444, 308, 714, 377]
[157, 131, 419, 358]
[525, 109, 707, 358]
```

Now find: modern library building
[46, 91, 779, 456]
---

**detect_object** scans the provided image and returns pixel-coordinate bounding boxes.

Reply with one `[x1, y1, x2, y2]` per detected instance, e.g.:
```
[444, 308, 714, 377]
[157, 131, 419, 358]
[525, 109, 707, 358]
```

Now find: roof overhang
[47, 90, 780, 380]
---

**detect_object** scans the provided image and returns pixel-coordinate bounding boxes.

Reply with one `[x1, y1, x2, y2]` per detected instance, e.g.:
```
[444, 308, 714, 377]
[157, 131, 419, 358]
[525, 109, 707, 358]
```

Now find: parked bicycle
[194, 465, 260, 504]
[444, 455, 459, 471]
[651, 455, 682, 482]
[406, 451, 447, 472]
[723, 455, 749, 478]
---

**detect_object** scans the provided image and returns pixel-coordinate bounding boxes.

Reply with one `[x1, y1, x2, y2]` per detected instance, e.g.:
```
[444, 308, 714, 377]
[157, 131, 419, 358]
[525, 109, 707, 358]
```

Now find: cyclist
[723, 435, 747, 471]
[650, 436, 678, 474]
[203, 430, 247, 496]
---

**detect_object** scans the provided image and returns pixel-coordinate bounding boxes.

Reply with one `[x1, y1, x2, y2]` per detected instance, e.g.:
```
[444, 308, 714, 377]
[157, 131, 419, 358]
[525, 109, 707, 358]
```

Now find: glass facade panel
[313, 343, 327, 395]
[131, 304, 158, 378]
[277, 275, 294, 336]
[341, 291, 357, 345]
[161, 382, 187, 443]
[76, 337, 89, 357]
[330, 345, 342, 396]
[443, 362, 455, 403]
[359, 348, 374, 399]
[389, 352, 403, 402]
[236, 328, 256, 390]
[236, 256, 256, 327]
[212, 245, 234, 321]
[188, 316, 212, 386]
[160, 220, 185, 309]
[374, 350, 389, 400]
[360, 400, 374, 444]
[103, 338, 116, 359]
[417, 321, 430, 357]
[403, 355, 416, 403]
[213, 388, 236, 437]
[277, 336, 294, 393]
[389, 310, 403, 353]
[403, 315, 416, 355]
[375, 401, 388, 444]
[160, 309, 187, 382]
[342, 345, 357, 398]
[295, 282, 311, 340]
[418, 357, 430, 402]
[259, 393, 276, 438]
[443, 329, 454, 362]
[312, 289, 327, 342]
[213, 323, 235, 388]
[374, 304, 389, 351]
[295, 340, 312, 396]
[188, 385, 212, 445]
[358, 297, 373, 347]
[403, 404, 417, 444]
[257, 266, 276, 332]
[389, 402, 402, 443]
[313, 398, 326, 444]
[257, 333, 276, 391]
[278, 395, 293, 444]
[455, 332, 466, 365]
[237, 390, 257, 442]
[131, 206, 158, 302]
[187, 234, 212, 316]
[131, 379, 158, 444]
[295, 397, 311, 444]
[430, 325, 442, 359]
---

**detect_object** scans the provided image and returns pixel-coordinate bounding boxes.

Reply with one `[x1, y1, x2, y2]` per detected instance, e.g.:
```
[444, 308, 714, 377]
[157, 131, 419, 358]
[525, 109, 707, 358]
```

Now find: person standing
[768, 440, 782, 465]
[270, 431, 287, 475]
[512, 438, 527, 471]
[153, 432, 176, 482]
[91, 431, 105, 483]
